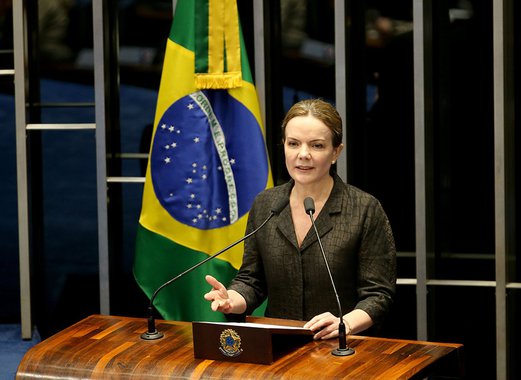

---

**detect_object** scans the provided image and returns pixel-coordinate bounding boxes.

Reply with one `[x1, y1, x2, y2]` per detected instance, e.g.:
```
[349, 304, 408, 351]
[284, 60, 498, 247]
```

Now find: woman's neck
[291, 175, 335, 206]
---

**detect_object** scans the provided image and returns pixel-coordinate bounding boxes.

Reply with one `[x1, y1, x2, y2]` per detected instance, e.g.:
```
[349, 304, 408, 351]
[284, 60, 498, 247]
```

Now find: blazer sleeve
[227, 195, 269, 314]
[354, 197, 397, 325]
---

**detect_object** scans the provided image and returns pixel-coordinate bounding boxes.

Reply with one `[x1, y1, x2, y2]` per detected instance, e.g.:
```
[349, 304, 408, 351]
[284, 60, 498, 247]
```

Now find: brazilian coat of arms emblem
[219, 328, 243, 357]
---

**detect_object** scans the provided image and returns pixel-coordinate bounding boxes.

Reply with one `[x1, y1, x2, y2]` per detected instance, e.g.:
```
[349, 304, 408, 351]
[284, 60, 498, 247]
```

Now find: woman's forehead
[285, 116, 332, 137]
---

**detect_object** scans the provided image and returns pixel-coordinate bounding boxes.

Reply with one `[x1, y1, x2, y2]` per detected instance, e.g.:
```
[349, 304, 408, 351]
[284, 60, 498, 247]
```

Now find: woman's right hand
[204, 274, 234, 313]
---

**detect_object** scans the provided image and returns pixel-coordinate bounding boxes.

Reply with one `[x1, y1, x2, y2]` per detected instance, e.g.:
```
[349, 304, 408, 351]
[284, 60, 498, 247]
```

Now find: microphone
[304, 197, 354, 356]
[141, 197, 289, 340]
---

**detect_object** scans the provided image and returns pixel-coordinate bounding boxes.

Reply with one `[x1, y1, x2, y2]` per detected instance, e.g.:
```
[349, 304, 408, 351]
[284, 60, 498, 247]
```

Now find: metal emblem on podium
[219, 329, 243, 357]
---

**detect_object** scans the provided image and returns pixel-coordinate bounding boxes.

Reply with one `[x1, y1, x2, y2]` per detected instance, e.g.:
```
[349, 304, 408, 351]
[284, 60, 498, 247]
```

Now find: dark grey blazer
[228, 174, 397, 324]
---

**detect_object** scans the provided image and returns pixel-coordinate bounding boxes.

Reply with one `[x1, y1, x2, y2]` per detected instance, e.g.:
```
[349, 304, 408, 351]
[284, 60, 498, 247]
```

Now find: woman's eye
[312, 143, 324, 149]
[287, 141, 298, 147]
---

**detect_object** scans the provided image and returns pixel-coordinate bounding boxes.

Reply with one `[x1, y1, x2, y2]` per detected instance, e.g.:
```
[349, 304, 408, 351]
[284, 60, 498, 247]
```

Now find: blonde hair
[281, 99, 343, 148]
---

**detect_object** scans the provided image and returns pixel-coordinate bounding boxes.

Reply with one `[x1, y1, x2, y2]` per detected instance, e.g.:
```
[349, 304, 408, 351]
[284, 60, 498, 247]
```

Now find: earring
[332, 160, 336, 164]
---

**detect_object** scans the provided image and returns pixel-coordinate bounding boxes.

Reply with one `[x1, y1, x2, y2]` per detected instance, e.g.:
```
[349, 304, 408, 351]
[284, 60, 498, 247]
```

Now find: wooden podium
[16, 314, 463, 379]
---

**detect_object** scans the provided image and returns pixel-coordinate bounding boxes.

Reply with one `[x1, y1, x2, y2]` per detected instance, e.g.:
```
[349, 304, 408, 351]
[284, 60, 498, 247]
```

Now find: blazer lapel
[272, 175, 345, 251]
[276, 206, 299, 248]
[271, 180, 298, 248]
[300, 216, 329, 251]
[300, 175, 344, 252]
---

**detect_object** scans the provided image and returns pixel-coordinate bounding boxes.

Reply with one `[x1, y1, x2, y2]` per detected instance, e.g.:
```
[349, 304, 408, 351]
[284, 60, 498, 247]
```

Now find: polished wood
[16, 315, 463, 379]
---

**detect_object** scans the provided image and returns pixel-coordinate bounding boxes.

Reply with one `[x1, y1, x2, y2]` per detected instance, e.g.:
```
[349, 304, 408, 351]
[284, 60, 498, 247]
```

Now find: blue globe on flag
[151, 90, 269, 230]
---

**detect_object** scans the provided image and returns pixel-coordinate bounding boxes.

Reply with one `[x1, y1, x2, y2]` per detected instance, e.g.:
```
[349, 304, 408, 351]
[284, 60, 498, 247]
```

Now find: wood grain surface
[16, 314, 463, 379]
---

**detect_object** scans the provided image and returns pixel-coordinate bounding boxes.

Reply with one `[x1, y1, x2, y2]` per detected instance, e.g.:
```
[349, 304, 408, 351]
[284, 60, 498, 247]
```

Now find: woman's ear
[333, 144, 344, 162]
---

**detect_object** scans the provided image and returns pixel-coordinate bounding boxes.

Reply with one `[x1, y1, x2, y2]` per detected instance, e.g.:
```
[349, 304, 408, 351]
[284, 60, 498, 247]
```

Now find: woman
[204, 99, 396, 340]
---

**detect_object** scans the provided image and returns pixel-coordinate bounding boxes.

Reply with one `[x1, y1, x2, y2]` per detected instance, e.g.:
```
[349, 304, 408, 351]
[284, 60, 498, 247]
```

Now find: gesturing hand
[203, 275, 233, 313]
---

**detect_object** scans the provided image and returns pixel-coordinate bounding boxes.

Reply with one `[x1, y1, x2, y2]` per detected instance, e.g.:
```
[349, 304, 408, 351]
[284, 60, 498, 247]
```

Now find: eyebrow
[286, 137, 327, 142]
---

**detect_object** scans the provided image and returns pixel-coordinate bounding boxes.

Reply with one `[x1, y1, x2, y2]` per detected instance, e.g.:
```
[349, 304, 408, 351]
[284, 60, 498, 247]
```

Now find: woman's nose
[298, 146, 310, 159]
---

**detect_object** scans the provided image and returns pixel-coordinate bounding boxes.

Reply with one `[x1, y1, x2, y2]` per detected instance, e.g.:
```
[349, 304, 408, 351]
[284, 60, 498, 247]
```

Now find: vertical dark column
[262, 0, 285, 185]
[344, 0, 366, 186]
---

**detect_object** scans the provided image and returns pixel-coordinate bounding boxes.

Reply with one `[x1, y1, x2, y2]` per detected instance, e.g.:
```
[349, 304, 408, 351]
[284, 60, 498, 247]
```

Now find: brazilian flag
[134, 0, 272, 321]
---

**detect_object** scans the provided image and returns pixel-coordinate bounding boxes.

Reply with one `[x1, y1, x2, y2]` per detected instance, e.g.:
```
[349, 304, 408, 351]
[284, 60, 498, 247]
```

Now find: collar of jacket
[273, 174, 344, 251]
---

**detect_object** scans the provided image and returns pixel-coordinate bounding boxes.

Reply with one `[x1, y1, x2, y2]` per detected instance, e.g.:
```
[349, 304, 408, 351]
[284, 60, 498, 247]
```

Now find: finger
[314, 321, 338, 339]
[203, 291, 216, 301]
[212, 299, 232, 313]
[307, 318, 331, 332]
[310, 317, 339, 333]
[303, 317, 319, 329]
[211, 299, 223, 312]
[304, 312, 330, 329]
[315, 327, 338, 340]
[306, 321, 323, 332]
[205, 275, 224, 290]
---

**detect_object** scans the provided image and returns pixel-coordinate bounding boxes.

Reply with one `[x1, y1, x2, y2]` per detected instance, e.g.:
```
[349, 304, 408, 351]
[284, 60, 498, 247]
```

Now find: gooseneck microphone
[304, 197, 354, 356]
[141, 197, 289, 340]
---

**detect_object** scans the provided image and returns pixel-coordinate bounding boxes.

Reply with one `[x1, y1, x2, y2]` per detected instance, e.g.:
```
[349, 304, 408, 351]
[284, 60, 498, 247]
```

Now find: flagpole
[253, 1, 266, 126]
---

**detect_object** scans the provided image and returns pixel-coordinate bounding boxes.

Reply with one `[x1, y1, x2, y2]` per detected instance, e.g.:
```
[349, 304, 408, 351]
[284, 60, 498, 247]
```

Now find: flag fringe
[195, 72, 243, 89]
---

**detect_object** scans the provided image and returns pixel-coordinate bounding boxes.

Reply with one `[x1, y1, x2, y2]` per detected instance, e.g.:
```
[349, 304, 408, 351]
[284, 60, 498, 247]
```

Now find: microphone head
[271, 198, 289, 215]
[303, 197, 315, 214]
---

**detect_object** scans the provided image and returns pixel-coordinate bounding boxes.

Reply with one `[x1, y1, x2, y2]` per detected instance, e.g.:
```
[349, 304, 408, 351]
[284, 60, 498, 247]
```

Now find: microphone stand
[305, 198, 354, 356]
[141, 209, 279, 340]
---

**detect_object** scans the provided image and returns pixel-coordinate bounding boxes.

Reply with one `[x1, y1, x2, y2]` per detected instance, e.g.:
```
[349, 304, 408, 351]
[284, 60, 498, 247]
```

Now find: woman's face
[284, 115, 343, 186]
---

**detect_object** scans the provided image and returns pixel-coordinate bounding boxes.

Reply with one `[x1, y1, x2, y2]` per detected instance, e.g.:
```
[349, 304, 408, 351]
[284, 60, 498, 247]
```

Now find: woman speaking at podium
[204, 99, 396, 340]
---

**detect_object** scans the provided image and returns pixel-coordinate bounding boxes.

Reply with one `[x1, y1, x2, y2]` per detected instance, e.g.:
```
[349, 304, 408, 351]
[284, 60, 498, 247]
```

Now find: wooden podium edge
[16, 315, 465, 379]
